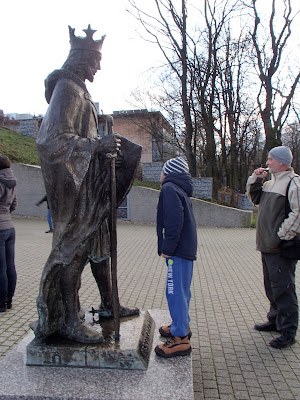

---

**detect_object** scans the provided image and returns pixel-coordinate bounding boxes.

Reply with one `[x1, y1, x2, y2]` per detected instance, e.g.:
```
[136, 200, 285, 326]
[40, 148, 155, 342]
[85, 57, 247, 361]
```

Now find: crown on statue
[68, 24, 106, 53]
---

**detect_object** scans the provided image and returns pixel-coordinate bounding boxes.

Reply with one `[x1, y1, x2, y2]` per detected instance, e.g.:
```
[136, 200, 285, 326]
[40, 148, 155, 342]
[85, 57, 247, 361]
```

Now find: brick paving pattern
[1, 216, 300, 399]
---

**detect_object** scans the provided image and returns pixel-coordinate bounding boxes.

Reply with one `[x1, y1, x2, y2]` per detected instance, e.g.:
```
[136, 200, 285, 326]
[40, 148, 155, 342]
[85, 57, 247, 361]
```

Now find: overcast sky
[0, 0, 163, 116]
[0, 0, 299, 117]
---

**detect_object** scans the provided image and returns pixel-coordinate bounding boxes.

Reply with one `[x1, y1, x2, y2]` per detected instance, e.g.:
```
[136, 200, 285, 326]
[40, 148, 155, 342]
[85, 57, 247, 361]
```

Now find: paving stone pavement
[1, 216, 300, 400]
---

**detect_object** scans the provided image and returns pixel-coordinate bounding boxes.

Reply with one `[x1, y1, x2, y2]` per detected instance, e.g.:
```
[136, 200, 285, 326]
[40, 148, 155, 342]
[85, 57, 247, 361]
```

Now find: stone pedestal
[26, 310, 154, 371]
[0, 310, 194, 400]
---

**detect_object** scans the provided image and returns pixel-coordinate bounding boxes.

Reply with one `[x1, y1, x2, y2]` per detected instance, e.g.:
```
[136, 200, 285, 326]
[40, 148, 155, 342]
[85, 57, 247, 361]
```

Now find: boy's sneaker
[159, 325, 192, 339]
[155, 335, 192, 358]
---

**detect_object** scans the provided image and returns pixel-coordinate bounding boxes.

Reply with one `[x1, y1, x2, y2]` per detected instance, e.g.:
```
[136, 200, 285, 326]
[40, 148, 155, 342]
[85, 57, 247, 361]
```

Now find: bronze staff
[106, 115, 121, 339]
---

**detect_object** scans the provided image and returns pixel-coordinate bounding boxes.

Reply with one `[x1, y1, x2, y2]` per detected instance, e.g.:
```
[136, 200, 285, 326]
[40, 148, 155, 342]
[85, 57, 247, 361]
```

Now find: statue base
[26, 310, 154, 371]
[0, 310, 193, 399]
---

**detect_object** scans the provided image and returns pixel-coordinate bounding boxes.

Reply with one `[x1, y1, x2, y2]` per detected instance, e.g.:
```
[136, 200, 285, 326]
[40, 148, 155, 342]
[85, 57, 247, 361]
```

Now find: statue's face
[84, 52, 102, 82]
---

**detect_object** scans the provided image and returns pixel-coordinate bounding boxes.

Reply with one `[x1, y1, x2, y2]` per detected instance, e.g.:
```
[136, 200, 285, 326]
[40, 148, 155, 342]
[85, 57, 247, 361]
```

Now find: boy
[155, 157, 197, 358]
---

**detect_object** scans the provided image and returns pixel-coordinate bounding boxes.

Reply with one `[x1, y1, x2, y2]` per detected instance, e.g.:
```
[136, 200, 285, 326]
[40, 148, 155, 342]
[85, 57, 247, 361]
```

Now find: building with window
[99, 109, 177, 163]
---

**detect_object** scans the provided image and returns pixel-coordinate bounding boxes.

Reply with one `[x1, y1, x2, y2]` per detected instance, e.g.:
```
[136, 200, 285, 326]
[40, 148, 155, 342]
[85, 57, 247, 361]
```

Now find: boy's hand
[161, 254, 170, 258]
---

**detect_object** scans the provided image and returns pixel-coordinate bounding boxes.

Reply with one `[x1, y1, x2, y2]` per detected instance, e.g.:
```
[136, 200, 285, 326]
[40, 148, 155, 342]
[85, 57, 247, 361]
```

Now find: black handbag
[280, 236, 300, 260]
[279, 177, 300, 260]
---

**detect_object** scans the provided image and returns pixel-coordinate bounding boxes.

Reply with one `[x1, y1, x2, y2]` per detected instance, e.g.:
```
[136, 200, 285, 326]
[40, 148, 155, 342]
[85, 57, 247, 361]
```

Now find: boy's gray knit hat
[268, 146, 293, 167]
[162, 157, 189, 175]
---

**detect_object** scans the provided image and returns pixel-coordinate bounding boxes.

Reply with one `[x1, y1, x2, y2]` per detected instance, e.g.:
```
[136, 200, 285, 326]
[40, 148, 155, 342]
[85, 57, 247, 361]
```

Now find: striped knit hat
[162, 157, 189, 175]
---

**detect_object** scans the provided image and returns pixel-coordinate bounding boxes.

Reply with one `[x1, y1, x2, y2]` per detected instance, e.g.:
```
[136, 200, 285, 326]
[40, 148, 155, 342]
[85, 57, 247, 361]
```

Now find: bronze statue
[33, 25, 142, 343]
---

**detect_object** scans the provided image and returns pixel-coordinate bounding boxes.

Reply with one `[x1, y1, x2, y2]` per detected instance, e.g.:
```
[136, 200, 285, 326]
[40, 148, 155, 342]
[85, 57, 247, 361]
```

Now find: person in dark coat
[155, 157, 197, 358]
[35, 194, 53, 233]
[0, 154, 17, 313]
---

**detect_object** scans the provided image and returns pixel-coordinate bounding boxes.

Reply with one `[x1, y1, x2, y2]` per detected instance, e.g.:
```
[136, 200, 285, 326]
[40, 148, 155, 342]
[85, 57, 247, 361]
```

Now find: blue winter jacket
[157, 172, 197, 260]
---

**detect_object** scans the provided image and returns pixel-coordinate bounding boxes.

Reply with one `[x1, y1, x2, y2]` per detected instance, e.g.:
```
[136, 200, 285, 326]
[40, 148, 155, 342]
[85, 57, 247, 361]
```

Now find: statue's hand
[115, 150, 124, 168]
[100, 134, 121, 154]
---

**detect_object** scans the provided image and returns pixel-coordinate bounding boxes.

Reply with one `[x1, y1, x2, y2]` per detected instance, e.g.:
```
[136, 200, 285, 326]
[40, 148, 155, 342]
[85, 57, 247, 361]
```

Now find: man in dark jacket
[247, 146, 300, 348]
[155, 157, 197, 358]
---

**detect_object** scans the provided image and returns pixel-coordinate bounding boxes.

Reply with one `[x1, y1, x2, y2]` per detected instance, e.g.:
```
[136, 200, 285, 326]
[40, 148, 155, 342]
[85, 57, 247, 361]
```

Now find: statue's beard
[86, 67, 96, 83]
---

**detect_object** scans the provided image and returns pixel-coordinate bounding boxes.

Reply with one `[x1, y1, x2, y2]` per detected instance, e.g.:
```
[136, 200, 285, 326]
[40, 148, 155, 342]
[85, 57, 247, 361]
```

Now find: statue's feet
[120, 305, 140, 317]
[78, 308, 86, 321]
[60, 322, 103, 344]
[30, 320, 47, 340]
[94, 305, 140, 319]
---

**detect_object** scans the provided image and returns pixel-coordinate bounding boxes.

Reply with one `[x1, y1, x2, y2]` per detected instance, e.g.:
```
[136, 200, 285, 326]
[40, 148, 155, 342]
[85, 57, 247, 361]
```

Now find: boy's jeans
[165, 256, 193, 337]
[0, 228, 17, 303]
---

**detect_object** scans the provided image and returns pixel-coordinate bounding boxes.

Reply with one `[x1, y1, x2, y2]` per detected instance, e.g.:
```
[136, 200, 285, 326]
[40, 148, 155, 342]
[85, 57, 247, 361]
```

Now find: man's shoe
[159, 324, 192, 339]
[269, 333, 295, 349]
[45, 229, 53, 233]
[155, 335, 192, 358]
[0, 302, 7, 313]
[254, 321, 278, 332]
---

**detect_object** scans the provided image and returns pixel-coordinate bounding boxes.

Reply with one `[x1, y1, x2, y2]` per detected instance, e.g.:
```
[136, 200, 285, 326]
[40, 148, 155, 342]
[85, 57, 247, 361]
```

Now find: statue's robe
[34, 69, 142, 337]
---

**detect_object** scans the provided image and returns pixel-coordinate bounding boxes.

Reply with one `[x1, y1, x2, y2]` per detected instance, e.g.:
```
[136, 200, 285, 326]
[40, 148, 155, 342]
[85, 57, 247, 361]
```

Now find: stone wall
[192, 177, 212, 200]
[129, 186, 252, 228]
[142, 162, 213, 200]
[11, 163, 252, 228]
[142, 162, 163, 182]
[11, 164, 46, 218]
[217, 190, 253, 211]
[17, 119, 41, 138]
[237, 194, 253, 211]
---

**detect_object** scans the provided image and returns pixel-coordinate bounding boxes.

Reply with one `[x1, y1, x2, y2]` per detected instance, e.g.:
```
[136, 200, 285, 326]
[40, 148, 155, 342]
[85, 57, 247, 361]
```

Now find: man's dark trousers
[262, 252, 298, 337]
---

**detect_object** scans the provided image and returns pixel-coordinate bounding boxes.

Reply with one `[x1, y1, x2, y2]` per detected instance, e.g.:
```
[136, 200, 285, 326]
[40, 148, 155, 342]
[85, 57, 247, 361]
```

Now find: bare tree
[127, 0, 299, 198]
[127, 0, 197, 175]
[193, 0, 221, 186]
[128, 85, 186, 159]
[193, 1, 254, 193]
[282, 116, 300, 173]
[250, 0, 300, 159]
